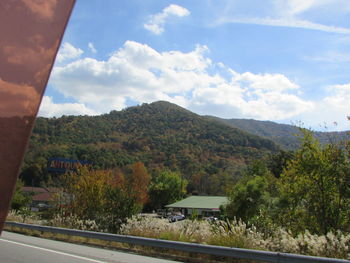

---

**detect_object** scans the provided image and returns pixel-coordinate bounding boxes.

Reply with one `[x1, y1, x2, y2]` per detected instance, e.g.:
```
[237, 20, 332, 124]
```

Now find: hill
[23, 101, 279, 191]
[211, 117, 349, 150]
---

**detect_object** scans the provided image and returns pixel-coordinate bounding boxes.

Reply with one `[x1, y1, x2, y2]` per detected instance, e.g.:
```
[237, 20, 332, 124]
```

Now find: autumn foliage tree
[58, 164, 149, 233]
[127, 162, 150, 206]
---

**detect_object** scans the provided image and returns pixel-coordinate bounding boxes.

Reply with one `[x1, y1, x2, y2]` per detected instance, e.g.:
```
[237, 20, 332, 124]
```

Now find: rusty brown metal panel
[0, 0, 76, 234]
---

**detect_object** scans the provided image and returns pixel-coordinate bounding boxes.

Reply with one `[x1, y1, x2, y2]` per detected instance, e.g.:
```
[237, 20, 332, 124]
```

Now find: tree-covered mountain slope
[24, 101, 279, 186]
[210, 117, 349, 150]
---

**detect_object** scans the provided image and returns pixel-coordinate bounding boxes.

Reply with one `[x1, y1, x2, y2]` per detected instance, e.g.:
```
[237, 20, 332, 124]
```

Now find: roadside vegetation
[224, 128, 350, 236]
[8, 124, 350, 259]
[6, 212, 350, 259]
[119, 216, 350, 259]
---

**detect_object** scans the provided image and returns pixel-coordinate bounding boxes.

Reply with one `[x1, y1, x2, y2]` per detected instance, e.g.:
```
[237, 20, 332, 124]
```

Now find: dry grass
[120, 216, 350, 259]
[5, 211, 350, 260]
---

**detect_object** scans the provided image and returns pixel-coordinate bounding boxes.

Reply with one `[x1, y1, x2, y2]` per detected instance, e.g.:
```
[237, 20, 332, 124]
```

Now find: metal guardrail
[4, 221, 350, 263]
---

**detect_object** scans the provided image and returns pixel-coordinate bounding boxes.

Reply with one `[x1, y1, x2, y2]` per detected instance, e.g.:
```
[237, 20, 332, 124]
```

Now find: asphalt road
[0, 231, 181, 263]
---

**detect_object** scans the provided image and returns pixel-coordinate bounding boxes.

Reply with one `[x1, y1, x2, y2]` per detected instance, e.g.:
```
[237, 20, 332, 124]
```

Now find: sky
[39, 0, 350, 131]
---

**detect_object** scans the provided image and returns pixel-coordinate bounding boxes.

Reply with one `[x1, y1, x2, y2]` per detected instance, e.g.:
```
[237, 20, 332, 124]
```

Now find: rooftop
[22, 187, 60, 202]
[166, 196, 228, 210]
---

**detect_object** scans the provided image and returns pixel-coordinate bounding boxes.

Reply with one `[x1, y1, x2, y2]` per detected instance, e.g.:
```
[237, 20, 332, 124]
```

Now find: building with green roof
[165, 196, 228, 217]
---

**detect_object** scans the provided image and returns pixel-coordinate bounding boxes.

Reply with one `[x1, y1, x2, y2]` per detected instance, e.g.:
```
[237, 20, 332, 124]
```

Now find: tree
[127, 162, 151, 206]
[58, 166, 140, 232]
[245, 159, 270, 177]
[11, 179, 31, 211]
[225, 175, 268, 222]
[20, 157, 48, 186]
[148, 170, 187, 210]
[63, 166, 108, 220]
[100, 178, 139, 232]
[278, 129, 350, 234]
[267, 150, 294, 178]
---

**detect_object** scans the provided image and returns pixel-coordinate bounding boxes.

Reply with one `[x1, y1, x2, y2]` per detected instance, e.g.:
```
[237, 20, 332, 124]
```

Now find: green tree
[11, 179, 31, 211]
[226, 175, 269, 222]
[100, 178, 140, 232]
[148, 170, 187, 210]
[278, 129, 350, 234]
[245, 160, 270, 177]
[20, 157, 48, 186]
[267, 150, 294, 178]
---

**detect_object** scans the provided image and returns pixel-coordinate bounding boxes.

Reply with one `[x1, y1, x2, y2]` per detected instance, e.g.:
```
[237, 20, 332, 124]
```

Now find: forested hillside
[16, 101, 350, 240]
[22, 101, 279, 192]
[212, 117, 349, 150]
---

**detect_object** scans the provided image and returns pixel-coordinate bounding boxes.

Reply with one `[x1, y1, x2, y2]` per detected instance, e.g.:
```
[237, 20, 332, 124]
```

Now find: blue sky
[40, 0, 350, 131]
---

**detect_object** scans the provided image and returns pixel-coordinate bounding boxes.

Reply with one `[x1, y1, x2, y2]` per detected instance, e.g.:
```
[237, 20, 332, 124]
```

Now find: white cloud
[215, 17, 350, 34]
[275, 0, 331, 16]
[303, 52, 350, 63]
[88, 42, 97, 53]
[320, 84, 350, 129]
[286, 84, 350, 131]
[191, 71, 313, 120]
[144, 4, 190, 34]
[50, 40, 313, 120]
[56, 42, 83, 63]
[51, 41, 211, 110]
[285, 0, 316, 15]
[38, 96, 99, 117]
[214, 0, 350, 34]
[280, 0, 350, 16]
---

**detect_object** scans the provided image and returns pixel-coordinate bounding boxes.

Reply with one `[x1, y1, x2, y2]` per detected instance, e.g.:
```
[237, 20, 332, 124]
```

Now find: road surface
[0, 231, 181, 263]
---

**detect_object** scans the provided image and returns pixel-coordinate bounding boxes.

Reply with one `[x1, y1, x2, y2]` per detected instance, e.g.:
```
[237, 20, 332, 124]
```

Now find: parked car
[205, 216, 218, 222]
[156, 209, 172, 218]
[168, 214, 185, 223]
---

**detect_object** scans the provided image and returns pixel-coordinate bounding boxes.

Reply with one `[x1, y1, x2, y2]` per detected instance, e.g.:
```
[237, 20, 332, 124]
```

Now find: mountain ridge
[24, 101, 280, 190]
[210, 116, 349, 150]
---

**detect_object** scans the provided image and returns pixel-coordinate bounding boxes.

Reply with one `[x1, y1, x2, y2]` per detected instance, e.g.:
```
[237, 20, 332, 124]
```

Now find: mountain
[23, 101, 280, 188]
[211, 117, 349, 150]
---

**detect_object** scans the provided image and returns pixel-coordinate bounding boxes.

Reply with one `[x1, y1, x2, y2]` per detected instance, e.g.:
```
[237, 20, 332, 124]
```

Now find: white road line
[0, 238, 106, 263]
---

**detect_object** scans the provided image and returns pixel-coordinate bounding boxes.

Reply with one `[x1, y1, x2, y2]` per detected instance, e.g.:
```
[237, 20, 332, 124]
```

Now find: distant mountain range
[210, 117, 349, 150]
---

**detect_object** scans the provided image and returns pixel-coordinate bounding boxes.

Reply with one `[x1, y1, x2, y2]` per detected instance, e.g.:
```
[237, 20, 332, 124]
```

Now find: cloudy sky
[40, 0, 350, 131]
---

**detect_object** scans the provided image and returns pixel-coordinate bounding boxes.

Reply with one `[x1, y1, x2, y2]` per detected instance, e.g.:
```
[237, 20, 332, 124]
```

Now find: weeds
[120, 216, 350, 259]
[6, 211, 350, 259]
